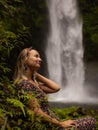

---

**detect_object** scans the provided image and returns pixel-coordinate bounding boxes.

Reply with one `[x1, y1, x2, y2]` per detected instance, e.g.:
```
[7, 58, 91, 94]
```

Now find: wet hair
[14, 47, 34, 84]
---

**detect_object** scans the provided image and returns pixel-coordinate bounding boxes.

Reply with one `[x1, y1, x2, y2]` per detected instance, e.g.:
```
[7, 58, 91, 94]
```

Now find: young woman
[14, 47, 96, 130]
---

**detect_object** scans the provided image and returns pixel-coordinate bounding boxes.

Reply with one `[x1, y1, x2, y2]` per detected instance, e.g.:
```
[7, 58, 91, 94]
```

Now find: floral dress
[16, 80, 96, 130]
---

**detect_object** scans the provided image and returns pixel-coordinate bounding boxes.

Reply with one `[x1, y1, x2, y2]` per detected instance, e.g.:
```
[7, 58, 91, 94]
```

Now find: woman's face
[27, 49, 42, 71]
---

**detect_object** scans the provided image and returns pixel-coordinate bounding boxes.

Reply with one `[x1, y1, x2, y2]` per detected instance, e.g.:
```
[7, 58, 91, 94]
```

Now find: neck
[24, 68, 35, 80]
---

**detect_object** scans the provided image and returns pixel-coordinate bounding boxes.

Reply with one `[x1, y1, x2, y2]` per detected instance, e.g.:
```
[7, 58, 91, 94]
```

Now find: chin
[36, 66, 40, 70]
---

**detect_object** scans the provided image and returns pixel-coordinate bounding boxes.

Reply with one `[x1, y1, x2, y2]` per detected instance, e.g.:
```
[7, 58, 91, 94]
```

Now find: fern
[6, 98, 25, 116]
[26, 109, 35, 123]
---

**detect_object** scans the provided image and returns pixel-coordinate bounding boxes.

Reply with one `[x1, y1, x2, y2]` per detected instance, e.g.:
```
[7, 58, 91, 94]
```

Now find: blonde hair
[14, 47, 33, 84]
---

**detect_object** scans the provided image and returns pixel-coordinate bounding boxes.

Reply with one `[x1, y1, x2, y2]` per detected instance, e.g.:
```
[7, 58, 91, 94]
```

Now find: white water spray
[46, 0, 87, 102]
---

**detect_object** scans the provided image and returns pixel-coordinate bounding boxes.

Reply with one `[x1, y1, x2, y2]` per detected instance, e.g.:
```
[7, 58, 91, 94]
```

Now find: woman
[14, 47, 96, 130]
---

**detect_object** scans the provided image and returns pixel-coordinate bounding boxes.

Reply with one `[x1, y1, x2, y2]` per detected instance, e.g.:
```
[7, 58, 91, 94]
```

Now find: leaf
[6, 98, 26, 116]
[26, 109, 35, 122]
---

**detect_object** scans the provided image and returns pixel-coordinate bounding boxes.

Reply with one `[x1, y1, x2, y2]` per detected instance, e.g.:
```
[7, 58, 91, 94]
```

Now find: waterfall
[45, 0, 86, 102]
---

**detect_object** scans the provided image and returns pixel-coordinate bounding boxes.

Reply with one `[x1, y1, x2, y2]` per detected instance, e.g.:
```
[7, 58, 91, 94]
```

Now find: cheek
[27, 59, 35, 66]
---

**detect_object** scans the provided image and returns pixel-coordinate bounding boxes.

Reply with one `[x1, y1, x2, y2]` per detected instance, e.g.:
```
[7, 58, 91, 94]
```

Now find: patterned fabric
[16, 80, 96, 130]
[16, 80, 59, 119]
[75, 117, 96, 130]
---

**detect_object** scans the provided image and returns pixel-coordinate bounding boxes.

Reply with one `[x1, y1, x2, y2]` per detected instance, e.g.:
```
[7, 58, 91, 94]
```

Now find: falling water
[45, 0, 87, 102]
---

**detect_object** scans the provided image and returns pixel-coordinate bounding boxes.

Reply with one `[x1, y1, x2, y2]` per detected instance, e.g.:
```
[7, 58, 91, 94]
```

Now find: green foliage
[0, 0, 47, 80]
[79, 0, 98, 61]
[0, 0, 30, 83]
[6, 98, 26, 116]
[0, 0, 48, 129]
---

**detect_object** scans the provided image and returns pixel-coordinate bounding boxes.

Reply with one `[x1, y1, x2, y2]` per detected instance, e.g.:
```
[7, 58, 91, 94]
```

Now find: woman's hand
[35, 73, 61, 93]
[60, 120, 76, 128]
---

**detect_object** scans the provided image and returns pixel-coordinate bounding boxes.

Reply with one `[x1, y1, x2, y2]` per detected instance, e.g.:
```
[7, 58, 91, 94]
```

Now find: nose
[39, 57, 42, 62]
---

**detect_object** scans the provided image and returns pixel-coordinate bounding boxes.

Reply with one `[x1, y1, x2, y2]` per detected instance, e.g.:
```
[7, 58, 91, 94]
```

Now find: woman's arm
[29, 98, 75, 128]
[35, 73, 61, 93]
